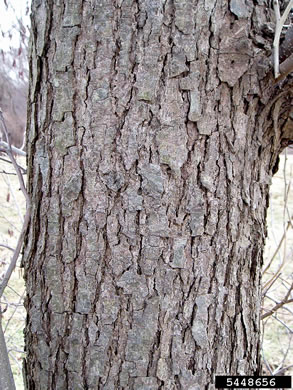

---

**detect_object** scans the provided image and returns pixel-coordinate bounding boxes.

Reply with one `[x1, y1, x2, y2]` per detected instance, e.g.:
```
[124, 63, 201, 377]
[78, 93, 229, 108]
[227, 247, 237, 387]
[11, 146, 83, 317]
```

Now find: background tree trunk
[23, 1, 293, 389]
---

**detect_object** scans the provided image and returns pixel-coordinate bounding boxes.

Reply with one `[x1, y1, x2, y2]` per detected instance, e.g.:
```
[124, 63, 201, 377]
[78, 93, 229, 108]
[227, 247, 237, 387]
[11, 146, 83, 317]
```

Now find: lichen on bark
[22, 0, 293, 389]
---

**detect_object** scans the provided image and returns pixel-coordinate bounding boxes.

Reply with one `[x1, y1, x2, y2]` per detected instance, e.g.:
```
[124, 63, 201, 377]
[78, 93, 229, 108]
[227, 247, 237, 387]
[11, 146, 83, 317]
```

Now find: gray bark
[0, 314, 16, 390]
[22, 1, 293, 389]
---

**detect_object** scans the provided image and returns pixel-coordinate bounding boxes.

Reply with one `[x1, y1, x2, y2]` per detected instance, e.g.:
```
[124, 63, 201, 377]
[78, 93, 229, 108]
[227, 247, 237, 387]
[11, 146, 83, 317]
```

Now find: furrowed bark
[22, 1, 293, 389]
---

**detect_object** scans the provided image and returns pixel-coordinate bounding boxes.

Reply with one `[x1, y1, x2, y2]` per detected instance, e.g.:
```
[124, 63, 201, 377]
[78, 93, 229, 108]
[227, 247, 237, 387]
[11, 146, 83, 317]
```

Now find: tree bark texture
[23, 1, 293, 389]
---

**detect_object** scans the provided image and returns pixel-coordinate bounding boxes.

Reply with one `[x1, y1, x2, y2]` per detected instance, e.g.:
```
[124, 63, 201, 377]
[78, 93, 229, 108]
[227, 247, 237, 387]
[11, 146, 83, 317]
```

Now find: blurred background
[0, 0, 29, 148]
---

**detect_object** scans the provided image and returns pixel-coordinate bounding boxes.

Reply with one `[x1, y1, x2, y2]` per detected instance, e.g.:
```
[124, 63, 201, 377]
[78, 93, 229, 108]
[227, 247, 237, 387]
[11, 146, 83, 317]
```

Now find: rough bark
[23, 1, 293, 389]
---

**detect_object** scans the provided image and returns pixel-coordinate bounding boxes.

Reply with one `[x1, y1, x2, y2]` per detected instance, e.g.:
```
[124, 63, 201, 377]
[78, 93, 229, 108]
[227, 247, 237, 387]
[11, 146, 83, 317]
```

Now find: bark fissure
[23, 0, 293, 389]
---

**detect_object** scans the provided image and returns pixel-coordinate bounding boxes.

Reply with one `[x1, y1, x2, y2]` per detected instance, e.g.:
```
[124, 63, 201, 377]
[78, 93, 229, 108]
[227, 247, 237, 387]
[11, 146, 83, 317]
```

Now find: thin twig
[273, 332, 292, 375]
[262, 348, 273, 375]
[263, 271, 282, 296]
[0, 141, 26, 157]
[0, 170, 18, 176]
[0, 244, 15, 252]
[262, 219, 291, 275]
[273, 0, 281, 77]
[0, 195, 30, 300]
[271, 314, 293, 333]
[6, 351, 22, 372]
[273, 0, 293, 77]
[0, 157, 13, 164]
[0, 110, 30, 206]
[0, 157, 26, 174]
[8, 177, 24, 223]
[262, 280, 293, 319]
[4, 285, 24, 299]
[0, 109, 31, 300]
[3, 290, 25, 334]
[274, 363, 293, 376]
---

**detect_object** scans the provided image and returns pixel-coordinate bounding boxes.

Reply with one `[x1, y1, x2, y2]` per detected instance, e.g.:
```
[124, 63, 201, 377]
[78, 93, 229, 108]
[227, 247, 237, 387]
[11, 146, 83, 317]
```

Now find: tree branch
[0, 312, 16, 390]
[0, 141, 26, 157]
[0, 109, 30, 299]
[0, 109, 30, 390]
[273, 0, 293, 78]
[276, 52, 293, 82]
[261, 281, 293, 320]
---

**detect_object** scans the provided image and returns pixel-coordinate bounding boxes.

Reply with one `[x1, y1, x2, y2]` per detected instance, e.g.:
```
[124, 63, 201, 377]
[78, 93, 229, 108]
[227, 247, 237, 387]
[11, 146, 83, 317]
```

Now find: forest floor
[0, 154, 292, 388]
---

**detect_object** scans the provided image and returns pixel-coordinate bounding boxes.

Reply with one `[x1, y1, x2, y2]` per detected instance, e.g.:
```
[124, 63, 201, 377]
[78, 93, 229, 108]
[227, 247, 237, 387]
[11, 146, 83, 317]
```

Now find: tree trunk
[22, 1, 293, 389]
